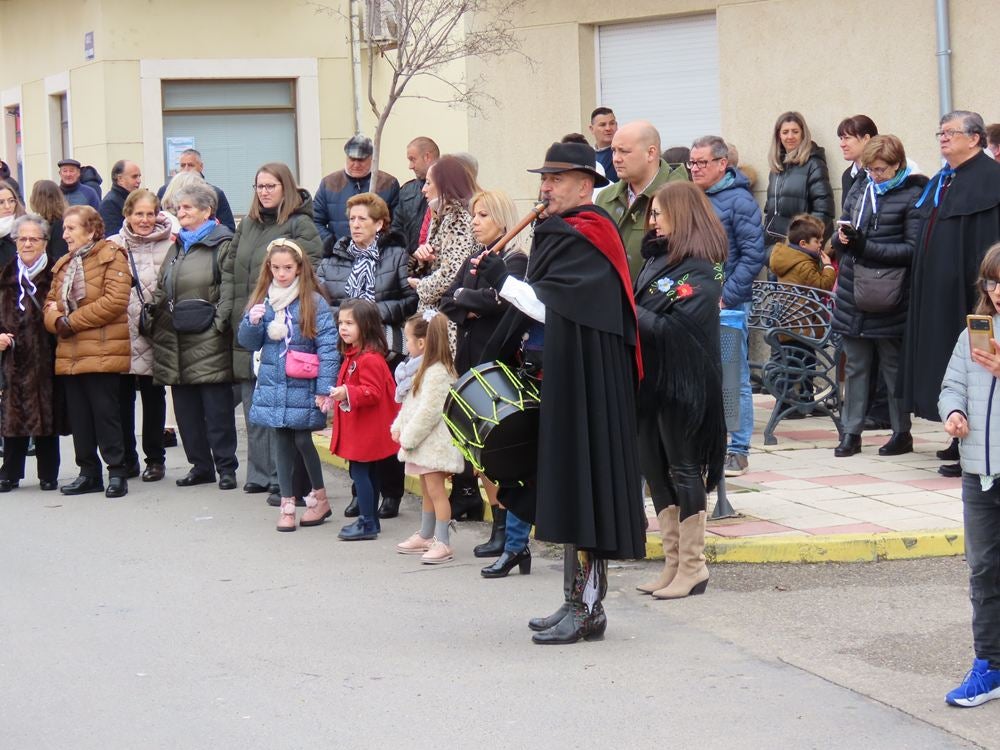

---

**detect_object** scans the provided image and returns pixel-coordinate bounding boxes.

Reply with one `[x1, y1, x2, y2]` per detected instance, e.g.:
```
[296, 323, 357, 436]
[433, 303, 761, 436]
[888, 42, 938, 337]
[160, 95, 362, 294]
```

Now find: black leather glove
[55, 316, 75, 338]
[475, 252, 510, 289]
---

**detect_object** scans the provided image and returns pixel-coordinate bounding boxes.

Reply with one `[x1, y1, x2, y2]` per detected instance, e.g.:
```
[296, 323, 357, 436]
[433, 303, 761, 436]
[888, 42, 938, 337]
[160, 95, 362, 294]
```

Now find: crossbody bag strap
[126, 249, 147, 304]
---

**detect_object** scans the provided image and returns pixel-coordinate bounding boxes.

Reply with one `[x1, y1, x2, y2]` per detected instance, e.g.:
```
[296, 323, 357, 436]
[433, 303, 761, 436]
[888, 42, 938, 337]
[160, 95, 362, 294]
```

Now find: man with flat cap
[474, 141, 646, 645]
[58, 159, 100, 210]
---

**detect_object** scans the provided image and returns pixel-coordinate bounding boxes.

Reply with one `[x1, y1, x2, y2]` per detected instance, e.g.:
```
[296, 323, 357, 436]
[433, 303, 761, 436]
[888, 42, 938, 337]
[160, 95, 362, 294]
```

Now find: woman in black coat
[830, 135, 928, 459]
[316, 191, 417, 519]
[439, 189, 529, 574]
[763, 111, 835, 251]
[0, 215, 68, 490]
[634, 182, 728, 600]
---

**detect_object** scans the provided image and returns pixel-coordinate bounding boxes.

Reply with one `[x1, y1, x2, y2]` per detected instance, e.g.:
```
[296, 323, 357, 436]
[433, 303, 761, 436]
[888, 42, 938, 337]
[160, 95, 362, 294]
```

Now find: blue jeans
[504, 510, 531, 553]
[962, 473, 1000, 667]
[725, 303, 753, 456]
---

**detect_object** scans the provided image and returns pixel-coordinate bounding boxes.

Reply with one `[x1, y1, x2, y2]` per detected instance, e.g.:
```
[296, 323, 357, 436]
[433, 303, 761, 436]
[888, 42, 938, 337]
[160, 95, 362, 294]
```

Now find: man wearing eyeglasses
[155, 149, 236, 232]
[902, 110, 1000, 447]
[689, 135, 765, 476]
[313, 134, 400, 247]
[596, 121, 688, 278]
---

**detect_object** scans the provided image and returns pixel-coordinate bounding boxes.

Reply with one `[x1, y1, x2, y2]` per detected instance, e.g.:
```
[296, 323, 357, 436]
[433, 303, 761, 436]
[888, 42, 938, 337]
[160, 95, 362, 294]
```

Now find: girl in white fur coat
[392, 311, 465, 564]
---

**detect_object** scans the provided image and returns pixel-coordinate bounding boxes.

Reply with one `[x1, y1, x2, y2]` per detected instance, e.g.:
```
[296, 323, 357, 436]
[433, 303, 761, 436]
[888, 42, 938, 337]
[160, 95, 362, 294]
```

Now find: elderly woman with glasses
[150, 182, 238, 490]
[0, 215, 69, 491]
[830, 135, 929, 459]
[43, 206, 132, 497]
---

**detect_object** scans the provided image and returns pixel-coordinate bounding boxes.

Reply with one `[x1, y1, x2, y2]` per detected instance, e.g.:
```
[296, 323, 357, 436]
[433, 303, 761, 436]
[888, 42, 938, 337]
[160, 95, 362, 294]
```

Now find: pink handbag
[285, 349, 320, 379]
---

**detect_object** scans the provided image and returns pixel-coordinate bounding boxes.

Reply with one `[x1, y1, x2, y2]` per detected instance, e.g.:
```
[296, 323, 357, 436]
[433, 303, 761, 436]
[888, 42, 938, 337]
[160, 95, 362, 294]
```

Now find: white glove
[249, 303, 267, 325]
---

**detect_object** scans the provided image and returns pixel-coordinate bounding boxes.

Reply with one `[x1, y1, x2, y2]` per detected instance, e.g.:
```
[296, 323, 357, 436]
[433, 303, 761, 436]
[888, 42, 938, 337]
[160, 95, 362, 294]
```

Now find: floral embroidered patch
[650, 272, 691, 301]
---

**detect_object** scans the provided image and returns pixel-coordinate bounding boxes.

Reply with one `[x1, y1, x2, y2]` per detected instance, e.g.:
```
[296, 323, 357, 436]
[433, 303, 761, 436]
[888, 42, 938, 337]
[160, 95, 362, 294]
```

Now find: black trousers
[0, 435, 60, 483]
[63, 373, 127, 479]
[119, 374, 166, 467]
[637, 410, 707, 521]
[172, 383, 238, 476]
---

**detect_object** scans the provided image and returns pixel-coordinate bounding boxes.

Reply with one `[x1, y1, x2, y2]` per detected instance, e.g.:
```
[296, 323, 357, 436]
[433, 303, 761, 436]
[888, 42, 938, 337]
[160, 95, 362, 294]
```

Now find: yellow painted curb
[646, 528, 965, 564]
[312, 432, 494, 521]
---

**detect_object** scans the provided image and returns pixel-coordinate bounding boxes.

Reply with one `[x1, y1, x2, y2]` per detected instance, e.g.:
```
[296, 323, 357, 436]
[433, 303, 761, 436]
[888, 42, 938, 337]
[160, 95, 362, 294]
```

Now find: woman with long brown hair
[229, 162, 322, 503]
[763, 111, 835, 253]
[29, 180, 69, 260]
[634, 181, 728, 600]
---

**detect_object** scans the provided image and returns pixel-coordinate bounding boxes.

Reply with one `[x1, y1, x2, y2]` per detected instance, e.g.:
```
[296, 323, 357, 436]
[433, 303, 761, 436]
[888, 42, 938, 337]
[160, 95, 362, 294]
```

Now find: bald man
[596, 120, 688, 277]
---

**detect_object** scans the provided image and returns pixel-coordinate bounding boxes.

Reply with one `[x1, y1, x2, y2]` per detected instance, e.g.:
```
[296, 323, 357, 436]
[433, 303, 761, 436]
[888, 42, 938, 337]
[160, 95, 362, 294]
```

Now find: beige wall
[471, 0, 1000, 208]
[4, 0, 999, 212]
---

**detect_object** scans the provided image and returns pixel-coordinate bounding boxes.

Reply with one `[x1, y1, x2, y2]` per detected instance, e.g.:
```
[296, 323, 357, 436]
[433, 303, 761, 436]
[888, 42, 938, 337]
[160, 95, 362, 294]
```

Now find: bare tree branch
[306, 0, 532, 176]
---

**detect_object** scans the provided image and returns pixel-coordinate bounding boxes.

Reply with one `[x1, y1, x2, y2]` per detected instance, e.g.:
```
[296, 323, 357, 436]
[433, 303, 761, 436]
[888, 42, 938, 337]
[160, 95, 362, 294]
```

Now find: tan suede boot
[636, 506, 679, 594]
[652, 511, 709, 599]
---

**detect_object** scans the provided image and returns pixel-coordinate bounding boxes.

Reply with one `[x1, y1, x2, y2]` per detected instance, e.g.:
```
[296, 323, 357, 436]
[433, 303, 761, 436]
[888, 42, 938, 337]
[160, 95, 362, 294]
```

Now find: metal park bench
[748, 280, 843, 445]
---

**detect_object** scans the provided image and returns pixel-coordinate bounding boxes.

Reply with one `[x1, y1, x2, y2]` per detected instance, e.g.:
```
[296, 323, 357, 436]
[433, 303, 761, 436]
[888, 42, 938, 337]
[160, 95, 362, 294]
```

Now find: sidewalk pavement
[314, 392, 966, 565]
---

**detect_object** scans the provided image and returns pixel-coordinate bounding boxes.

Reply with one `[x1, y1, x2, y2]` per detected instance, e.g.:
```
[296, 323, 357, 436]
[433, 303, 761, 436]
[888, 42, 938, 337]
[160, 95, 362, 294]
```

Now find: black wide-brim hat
[527, 142, 609, 187]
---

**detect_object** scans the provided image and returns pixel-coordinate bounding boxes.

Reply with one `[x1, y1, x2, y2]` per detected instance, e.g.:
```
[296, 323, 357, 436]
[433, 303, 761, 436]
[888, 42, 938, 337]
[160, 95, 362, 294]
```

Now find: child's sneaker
[946, 658, 1000, 707]
[396, 532, 433, 555]
[421, 540, 454, 564]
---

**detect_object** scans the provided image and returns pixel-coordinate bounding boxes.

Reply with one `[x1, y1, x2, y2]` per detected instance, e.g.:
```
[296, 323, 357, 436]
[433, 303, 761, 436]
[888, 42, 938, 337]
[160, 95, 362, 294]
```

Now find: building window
[597, 15, 721, 148]
[161, 79, 298, 216]
[3, 106, 21, 189]
[59, 95, 70, 160]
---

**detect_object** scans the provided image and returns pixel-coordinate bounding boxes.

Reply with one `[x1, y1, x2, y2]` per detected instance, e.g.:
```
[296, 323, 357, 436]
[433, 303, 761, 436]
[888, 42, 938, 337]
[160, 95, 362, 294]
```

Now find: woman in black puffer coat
[316, 192, 417, 519]
[830, 135, 928, 459]
[763, 111, 835, 252]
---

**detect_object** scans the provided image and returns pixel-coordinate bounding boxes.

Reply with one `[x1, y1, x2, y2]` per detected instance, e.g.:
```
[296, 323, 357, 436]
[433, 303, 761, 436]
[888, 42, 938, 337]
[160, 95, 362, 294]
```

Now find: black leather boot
[528, 544, 575, 632]
[377, 496, 401, 519]
[937, 438, 960, 461]
[344, 497, 360, 517]
[532, 552, 607, 645]
[474, 508, 507, 558]
[834, 433, 862, 457]
[878, 431, 913, 456]
[481, 546, 531, 578]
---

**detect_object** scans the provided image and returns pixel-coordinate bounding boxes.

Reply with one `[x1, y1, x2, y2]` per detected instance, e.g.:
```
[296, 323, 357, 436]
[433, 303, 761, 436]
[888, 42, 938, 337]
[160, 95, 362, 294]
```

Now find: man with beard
[473, 141, 646, 645]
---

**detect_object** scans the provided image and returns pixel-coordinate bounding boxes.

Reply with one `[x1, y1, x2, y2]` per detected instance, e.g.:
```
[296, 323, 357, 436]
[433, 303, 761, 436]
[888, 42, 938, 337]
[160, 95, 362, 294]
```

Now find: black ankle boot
[344, 497, 360, 517]
[937, 438, 960, 461]
[878, 431, 913, 456]
[481, 546, 531, 578]
[834, 433, 862, 457]
[474, 508, 507, 558]
[377, 496, 401, 519]
[450, 479, 484, 521]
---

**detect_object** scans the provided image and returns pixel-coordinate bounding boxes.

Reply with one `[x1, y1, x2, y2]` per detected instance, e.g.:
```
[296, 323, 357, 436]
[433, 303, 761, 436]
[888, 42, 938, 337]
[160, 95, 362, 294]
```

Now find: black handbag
[163, 245, 221, 334]
[127, 250, 154, 336]
[853, 263, 907, 314]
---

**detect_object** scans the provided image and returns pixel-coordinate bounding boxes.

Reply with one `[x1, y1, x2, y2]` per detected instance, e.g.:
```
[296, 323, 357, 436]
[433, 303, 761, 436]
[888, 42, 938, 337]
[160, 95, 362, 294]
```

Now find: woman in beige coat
[108, 189, 173, 482]
[44, 205, 132, 497]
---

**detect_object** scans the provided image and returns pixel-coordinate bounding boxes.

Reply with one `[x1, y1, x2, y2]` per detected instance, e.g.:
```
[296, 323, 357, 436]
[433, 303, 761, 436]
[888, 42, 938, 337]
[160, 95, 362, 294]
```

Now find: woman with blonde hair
[29, 180, 69, 260]
[634, 181, 728, 600]
[439, 188, 530, 564]
[0, 180, 25, 268]
[763, 111, 835, 253]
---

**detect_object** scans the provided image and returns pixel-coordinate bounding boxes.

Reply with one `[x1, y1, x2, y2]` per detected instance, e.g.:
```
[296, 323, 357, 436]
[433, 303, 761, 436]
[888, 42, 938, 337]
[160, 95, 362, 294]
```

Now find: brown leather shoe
[141, 464, 165, 482]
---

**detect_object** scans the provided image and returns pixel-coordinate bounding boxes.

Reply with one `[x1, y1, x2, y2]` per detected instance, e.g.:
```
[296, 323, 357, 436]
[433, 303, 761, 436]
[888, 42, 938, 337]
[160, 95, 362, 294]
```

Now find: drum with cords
[443, 361, 540, 483]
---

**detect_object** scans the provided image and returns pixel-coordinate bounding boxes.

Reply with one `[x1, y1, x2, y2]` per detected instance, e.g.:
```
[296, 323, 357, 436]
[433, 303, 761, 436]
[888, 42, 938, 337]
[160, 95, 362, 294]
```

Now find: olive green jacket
[151, 225, 235, 386]
[596, 159, 688, 279]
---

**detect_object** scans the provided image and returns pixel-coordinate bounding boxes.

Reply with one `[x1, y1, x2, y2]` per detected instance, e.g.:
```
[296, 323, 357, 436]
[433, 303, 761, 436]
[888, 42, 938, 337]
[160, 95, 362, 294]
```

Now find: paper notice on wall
[165, 137, 196, 177]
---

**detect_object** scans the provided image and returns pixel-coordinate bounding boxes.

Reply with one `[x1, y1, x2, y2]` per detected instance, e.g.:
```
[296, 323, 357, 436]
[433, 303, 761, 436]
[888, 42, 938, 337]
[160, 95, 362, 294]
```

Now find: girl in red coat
[328, 298, 400, 540]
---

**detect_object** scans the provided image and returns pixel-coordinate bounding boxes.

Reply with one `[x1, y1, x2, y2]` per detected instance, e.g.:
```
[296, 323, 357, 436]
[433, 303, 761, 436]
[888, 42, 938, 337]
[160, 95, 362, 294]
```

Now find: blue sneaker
[946, 659, 1000, 707]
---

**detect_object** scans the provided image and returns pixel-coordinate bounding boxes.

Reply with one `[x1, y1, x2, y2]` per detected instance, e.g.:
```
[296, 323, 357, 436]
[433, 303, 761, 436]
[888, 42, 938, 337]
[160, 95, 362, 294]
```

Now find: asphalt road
[1, 447, 996, 749]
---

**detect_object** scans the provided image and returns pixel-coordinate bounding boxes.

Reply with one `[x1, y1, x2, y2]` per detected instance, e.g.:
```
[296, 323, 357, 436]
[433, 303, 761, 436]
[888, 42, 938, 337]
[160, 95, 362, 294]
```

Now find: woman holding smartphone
[829, 135, 927, 458]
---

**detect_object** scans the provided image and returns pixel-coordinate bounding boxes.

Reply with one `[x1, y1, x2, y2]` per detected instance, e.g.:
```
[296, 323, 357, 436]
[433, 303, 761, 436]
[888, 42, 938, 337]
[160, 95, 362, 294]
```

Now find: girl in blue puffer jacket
[238, 238, 339, 533]
[938, 242, 1000, 708]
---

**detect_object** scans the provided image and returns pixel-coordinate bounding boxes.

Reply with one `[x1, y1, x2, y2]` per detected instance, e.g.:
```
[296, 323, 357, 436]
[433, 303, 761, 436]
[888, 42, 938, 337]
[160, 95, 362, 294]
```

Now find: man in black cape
[901, 110, 1000, 476]
[474, 141, 646, 645]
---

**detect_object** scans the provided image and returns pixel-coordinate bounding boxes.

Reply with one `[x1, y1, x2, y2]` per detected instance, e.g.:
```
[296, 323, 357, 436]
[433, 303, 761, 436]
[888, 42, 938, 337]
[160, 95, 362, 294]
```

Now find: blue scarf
[855, 164, 913, 224]
[178, 219, 216, 252]
[914, 165, 956, 209]
[705, 170, 736, 195]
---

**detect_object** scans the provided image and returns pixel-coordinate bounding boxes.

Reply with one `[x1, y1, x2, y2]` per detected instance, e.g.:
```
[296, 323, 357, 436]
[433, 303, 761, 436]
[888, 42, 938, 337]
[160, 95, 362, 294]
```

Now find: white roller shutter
[598, 15, 721, 148]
